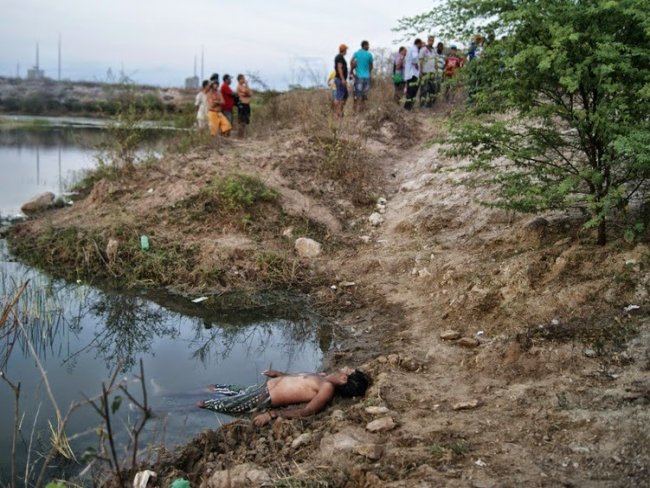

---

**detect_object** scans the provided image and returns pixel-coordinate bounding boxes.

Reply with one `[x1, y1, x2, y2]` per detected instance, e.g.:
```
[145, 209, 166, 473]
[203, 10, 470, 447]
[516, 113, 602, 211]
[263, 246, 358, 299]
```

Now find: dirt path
[330, 114, 650, 487]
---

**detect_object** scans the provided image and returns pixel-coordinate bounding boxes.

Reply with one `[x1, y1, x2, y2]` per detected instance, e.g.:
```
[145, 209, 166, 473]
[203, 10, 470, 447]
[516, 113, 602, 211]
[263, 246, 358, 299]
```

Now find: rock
[452, 399, 480, 410]
[400, 356, 421, 372]
[20, 192, 55, 214]
[376, 356, 387, 363]
[282, 227, 294, 238]
[330, 409, 345, 421]
[365, 406, 390, 415]
[387, 354, 400, 366]
[366, 416, 396, 432]
[339, 281, 356, 287]
[583, 348, 597, 358]
[359, 235, 371, 244]
[457, 337, 480, 348]
[105, 238, 119, 265]
[291, 432, 312, 449]
[294, 237, 322, 258]
[440, 330, 461, 341]
[368, 212, 384, 226]
[377, 197, 387, 206]
[353, 443, 384, 460]
[320, 429, 375, 457]
[207, 463, 271, 488]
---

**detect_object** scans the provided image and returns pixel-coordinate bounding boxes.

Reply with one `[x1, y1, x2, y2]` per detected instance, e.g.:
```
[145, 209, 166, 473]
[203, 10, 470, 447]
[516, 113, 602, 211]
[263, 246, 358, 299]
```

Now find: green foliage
[399, 0, 650, 244]
[214, 174, 279, 210]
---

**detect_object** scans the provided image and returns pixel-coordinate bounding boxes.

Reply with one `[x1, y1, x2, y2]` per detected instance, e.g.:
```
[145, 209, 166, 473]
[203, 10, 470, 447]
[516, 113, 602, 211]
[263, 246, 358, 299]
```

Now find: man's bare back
[197, 367, 369, 427]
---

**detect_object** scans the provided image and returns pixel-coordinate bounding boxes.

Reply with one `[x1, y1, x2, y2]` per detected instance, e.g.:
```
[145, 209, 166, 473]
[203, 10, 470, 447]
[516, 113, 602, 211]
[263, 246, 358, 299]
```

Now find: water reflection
[0, 256, 326, 484]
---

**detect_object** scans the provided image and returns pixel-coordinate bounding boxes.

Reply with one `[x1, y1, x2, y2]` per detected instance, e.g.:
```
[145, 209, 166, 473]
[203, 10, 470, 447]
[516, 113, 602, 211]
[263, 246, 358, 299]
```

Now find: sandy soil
[8, 102, 650, 487]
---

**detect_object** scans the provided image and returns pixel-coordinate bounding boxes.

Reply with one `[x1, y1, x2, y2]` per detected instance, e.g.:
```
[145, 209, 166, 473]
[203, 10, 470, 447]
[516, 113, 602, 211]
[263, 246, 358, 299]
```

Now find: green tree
[398, 0, 650, 244]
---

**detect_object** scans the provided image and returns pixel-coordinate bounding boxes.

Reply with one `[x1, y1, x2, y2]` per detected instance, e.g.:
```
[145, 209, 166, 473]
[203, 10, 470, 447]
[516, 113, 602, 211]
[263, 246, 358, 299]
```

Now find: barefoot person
[197, 367, 370, 426]
[207, 77, 231, 137]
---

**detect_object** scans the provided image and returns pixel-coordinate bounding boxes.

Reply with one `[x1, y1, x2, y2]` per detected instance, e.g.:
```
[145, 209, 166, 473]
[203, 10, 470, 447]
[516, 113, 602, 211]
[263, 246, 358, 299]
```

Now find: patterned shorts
[201, 383, 271, 414]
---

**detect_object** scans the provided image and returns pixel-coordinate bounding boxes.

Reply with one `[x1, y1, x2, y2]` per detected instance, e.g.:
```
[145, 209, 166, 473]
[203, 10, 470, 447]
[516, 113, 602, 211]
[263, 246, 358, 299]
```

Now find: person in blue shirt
[350, 40, 374, 112]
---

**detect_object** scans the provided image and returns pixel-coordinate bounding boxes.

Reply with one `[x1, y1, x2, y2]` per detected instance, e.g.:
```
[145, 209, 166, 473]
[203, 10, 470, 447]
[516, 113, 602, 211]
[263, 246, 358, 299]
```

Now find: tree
[397, 0, 650, 244]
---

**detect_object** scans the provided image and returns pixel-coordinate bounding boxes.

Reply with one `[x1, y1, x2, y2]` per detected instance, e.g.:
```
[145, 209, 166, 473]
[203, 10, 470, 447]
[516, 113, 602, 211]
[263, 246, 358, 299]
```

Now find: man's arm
[336, 59, 345, 81]
[263, 369, 286, 378]
[253, 382, 335, 426]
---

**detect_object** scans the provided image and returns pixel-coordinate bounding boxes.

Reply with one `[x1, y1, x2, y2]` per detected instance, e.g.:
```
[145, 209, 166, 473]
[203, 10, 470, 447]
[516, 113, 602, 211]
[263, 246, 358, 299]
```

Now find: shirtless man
[196, 367, 370, 426]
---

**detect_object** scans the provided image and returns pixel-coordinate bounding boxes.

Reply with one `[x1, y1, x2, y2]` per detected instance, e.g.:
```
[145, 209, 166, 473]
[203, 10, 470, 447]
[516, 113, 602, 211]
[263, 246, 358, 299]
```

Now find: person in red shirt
[443, 45, 465, 101]
[220, 74, 236, 124]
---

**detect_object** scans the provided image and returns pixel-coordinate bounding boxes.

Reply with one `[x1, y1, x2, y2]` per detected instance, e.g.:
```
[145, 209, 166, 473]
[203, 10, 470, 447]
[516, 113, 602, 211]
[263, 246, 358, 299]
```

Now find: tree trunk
[597, 218, 607, 246]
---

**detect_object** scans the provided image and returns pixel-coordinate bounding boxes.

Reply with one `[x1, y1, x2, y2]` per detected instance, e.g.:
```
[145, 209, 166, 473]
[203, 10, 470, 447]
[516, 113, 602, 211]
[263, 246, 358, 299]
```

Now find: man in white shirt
[419, 35, 437, 108]
[404, 38, 423, 110]
[195, 80, 209, 129]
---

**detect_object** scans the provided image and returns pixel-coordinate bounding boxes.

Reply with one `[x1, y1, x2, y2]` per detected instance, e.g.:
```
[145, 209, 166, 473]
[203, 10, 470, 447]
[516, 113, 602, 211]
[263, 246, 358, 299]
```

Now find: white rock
[365, 406, 390, 415]
[320, 429, 374, 457]
[291, 433, 312, 449]
[359, 235, 371, 244]
[294, 237, 322, 258]
[366, 416, 396, 432]
[20, 192, 55, 214]
[282, 227, 294, 238]
[368, 213, 384, 226]
[207, 463, 270, 488]
[377, 197, 387, 206]
[452, 399, 480, 410]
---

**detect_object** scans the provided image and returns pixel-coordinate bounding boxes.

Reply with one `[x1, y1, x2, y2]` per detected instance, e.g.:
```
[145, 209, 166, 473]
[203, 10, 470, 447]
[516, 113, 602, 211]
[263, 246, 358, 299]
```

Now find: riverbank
[6, 87, 650, 486]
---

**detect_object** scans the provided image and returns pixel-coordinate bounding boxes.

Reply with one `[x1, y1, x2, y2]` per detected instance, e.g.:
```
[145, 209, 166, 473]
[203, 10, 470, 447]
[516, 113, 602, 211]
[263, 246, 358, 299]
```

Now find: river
[0, 123, 326, 484]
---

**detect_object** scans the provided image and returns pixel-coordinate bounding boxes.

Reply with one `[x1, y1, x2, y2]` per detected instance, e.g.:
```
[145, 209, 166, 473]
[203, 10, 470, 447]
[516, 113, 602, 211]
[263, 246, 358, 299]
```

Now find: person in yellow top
[327, 70, 337, 109]
[206, 77, 231, 137]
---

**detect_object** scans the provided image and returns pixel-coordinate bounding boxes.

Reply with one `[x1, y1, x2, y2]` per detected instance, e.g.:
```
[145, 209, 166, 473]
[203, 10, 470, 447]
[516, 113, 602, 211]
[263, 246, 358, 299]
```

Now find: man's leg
[404, 76, 419, 110]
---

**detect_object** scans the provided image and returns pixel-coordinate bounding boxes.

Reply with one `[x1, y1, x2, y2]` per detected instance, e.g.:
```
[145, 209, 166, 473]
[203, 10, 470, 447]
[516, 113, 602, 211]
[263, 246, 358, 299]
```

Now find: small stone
[440, 330, 461, 341]
[452, 399, 480, 410]
[387, 354, 400, 366]
[105, 238, 119, 265]
[291, 433, 312, 449]
[366, 416, 396, 432]
[570, 446, 590, 454]
[583, 348, 597, 358]
[457, 337, 480, 348]
[294, 237, 322, 258]
[353, 443, 384, 460]
[365, 406, 390, 415]
[282, 227, 294, 238]
[359, 235, 371, 244]
[20, 192, 55, 214]
[339, 281, 356, 287]
[330, 409, 345, 421]
[368, 213, 384, 226]
[376, 356, 387, 364]
[377, 197, 387, 206]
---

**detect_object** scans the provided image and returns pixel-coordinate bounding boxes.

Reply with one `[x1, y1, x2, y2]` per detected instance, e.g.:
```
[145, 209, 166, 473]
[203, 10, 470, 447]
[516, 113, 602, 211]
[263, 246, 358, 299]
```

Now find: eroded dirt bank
[8, 95, 650, 487]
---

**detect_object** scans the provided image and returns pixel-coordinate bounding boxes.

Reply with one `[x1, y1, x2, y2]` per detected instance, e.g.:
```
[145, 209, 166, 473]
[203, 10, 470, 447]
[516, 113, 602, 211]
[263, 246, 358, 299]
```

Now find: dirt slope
[8, 101, 650, 486]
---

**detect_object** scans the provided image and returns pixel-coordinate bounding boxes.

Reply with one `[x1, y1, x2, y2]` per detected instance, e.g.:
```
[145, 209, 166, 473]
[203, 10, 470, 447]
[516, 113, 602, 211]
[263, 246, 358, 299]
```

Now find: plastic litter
[133, 470, 157, 488]
[140, 235, 150, 251]
[170, 478, 191, 488]
[624, 304, 640, 312]
[192, 296, 208, 303]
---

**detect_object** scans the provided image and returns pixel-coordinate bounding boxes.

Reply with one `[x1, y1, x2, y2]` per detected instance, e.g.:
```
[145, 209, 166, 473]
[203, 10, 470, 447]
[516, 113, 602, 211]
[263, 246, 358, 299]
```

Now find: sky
[0, 0, 436, 89]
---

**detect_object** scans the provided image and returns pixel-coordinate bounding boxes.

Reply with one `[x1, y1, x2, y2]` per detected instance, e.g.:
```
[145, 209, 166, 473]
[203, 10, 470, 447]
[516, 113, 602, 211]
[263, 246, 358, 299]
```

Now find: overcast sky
[1, 0, 436, 89]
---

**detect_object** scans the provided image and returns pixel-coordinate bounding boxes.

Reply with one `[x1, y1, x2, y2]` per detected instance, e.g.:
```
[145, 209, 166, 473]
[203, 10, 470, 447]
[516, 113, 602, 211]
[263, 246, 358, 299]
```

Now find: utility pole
[16, 63, 19, 79]
[58, 34, 62, 81]
[194, 55, 197, 77]
[36, 42, 39, 70]
[201, 45, 204, 80]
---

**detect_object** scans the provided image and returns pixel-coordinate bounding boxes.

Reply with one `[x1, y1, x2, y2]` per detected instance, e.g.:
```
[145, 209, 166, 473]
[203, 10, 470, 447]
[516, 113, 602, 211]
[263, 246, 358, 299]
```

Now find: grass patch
[427, 433, 472, 465]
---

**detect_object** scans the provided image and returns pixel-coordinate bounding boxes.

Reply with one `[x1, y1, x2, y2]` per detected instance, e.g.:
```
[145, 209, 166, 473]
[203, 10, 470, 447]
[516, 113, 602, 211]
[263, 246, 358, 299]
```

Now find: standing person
[236, 74, 252, 138]
[404, 38, 423, 110]
[433, 41, 446, 104]
[220, 74, 236, 124]
[207, 80, 231, 137]
[333, 44, 349, 117]
[327, 70, 337, 110]
[195, 80, 209, 129]
[443, 44, 465, 101]
[393, 46, 406, 103]
[350, 40, 374, 112]
[418, 36, 436, 108]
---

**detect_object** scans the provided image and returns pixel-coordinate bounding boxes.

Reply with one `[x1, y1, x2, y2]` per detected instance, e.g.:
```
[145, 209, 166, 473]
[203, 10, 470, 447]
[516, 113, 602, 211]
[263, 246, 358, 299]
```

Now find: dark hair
[237, 74, 245, 81]
[334, 369, 370, 398]
[202, 80, 209, 88]
[223, 74, 231, 82]
[361, 40, 369, 49]
[210, 73, 219, 82]
[414, 38, 422, 45]
[399, 46, 406, 54]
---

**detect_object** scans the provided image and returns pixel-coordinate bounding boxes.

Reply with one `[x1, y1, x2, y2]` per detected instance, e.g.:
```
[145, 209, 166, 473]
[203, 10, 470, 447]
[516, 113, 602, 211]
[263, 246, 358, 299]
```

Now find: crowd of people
[193, 34, 485, 132]
[329, 35, 484, 115]
[194, 73, 253, 137]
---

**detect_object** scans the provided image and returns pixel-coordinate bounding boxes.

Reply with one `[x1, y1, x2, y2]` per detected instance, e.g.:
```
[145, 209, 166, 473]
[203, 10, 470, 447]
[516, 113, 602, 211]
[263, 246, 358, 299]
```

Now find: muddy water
[0, 128, 327, 483]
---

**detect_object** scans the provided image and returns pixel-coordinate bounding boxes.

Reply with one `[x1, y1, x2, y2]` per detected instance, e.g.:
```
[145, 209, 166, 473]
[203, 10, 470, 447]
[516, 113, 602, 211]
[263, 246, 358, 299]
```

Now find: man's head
[398, 46, 407, 55]
[202, 80, 209, 89]
[330, 368, 371, 398]
[210, 73, 219, 84]
[223, 74, 232, 84]
[414, 38, 423, 48]
[339, 43, 348, 55]
[237, 74, 246, 83]
[436, 42, 444, 54]
[427, 35, 435, 47]
[450, 45, 458, 55]
[361, 40, 369, 51]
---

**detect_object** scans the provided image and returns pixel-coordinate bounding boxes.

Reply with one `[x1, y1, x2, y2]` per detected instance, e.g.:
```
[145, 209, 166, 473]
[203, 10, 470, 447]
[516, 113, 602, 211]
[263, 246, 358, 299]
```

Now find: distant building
[185, 76, 199, 90]
[27, 67, 45, 80]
